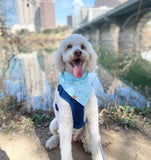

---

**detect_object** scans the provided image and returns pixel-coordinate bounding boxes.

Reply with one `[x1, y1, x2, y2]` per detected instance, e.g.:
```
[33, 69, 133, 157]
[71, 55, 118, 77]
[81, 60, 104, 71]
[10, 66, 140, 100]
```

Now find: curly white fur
[54, 34, 97, 73]
[46, 34, 103, 160]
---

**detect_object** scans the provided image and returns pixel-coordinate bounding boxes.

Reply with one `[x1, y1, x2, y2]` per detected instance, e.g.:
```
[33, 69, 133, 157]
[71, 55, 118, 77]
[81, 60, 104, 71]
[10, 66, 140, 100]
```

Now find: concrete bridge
[74, 0, 151, 107]
[74, 0, 151, 52]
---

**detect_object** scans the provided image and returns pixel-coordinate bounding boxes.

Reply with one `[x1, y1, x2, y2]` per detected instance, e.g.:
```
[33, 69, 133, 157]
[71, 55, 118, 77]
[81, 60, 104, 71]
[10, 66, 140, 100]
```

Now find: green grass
[124, 60, 151, 89]
[97, 47, 151, 97]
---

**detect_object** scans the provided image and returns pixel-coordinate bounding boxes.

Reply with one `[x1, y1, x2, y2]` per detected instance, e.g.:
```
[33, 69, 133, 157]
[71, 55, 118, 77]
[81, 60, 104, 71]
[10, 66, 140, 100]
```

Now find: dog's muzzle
[74, 49, 82, 57]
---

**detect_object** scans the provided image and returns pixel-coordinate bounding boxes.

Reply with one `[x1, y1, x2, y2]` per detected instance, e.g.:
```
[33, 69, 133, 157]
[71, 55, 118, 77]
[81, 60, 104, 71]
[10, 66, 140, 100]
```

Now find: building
[40, 0, 56, 30]
[16, 0, 40, 32]
[80, 0, 128, 26]
[81, 6, 111, 24]
[67, 15, 72, 28]
[72, 0, 84, 29]
[95, 0, 128, 8]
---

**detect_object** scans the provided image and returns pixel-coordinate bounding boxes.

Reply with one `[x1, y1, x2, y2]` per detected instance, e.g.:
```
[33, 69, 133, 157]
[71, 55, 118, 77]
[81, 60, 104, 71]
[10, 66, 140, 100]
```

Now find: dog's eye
[67, 44, 72, 49]
[81, 44, 85, 50]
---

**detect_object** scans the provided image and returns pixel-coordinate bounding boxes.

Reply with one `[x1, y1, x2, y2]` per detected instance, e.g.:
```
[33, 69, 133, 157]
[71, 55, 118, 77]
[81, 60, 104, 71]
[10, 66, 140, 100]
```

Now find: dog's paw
[82, 142, 91, 153]
[81, 135, 91, 153]
[46, 135, 59, 150]
[81, 138, 91, 153]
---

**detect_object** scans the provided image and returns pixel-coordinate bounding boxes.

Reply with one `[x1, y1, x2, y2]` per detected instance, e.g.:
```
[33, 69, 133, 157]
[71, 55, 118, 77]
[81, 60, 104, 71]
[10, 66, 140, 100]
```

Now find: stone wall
[97, 67, 147, 108]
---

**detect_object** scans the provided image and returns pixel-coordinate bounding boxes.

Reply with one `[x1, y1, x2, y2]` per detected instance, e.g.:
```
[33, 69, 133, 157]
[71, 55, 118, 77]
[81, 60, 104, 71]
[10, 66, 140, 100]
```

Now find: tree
[0, 0, 6, 37]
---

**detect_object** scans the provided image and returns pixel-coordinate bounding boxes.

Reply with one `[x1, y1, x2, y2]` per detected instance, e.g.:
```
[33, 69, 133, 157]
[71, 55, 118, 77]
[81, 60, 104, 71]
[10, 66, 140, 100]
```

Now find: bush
[16, 29, 31, 36]
[42, 26, 69, 34]
[42, 28, 60, 34]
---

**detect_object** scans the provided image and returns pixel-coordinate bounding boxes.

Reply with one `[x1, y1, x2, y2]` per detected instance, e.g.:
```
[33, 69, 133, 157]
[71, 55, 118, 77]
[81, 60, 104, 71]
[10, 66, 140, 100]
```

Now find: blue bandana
[59, 72, 92, 106]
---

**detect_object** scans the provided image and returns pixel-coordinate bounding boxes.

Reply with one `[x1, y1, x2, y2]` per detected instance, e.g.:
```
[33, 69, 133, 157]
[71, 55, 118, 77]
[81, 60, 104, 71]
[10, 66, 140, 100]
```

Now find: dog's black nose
[74, 50, 82, 57]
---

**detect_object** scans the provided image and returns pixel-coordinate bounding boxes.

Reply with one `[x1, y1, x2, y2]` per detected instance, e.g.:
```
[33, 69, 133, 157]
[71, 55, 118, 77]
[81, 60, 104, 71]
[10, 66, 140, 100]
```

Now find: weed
[3, 126, 10, 135]
[103, 105, 151, 130]
[22, 118, 33, 126]
[32, 113, 50, 125]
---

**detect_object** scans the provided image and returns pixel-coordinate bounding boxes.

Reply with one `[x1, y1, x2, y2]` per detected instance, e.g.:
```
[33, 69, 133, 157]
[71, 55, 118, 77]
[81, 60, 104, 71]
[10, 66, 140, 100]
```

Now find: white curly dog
[46, 34, 103, 160]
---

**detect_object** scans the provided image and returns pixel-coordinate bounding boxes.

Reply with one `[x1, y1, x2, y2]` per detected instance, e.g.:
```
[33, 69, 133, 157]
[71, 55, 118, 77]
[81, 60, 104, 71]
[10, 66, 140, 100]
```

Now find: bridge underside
[74, 0, 151, 53]
[74, 0, 151, 103]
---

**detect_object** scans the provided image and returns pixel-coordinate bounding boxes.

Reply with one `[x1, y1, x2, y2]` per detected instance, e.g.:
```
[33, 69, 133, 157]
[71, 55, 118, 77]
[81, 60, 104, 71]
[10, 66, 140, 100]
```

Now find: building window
[27, 3, 29, 7]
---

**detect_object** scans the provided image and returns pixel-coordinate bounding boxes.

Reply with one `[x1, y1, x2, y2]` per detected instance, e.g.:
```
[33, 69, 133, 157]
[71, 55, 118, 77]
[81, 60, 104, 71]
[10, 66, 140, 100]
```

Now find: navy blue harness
[55, 84, 86, 129]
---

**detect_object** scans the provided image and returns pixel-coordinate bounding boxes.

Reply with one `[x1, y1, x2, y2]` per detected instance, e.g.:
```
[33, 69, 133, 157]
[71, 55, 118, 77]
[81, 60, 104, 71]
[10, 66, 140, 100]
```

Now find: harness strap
[56, 84, 86, 129]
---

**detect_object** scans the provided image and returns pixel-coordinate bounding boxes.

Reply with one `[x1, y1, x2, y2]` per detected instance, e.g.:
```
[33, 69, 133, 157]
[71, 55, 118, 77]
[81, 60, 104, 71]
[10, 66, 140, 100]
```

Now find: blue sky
[55, 0, 95, 25]
[3, 0, 95, 26]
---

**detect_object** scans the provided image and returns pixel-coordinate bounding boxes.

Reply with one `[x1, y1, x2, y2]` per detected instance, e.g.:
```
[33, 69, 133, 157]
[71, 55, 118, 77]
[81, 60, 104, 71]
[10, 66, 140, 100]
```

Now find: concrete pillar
[99, 23, 120, 52]
[119, 13, 139, 53]
[119, 26, 136, 53]
[136, 11, 151, 51]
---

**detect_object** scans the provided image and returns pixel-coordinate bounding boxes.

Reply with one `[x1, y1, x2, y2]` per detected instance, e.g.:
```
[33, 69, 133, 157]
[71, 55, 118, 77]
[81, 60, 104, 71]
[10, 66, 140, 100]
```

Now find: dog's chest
[56, 84, 87, 129]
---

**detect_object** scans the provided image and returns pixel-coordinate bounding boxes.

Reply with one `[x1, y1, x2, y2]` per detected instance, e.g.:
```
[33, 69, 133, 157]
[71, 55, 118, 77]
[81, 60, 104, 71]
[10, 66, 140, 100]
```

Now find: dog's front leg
[87, 121, 103, 160]
[58, 101, 73, 160]
[86, 92, 103, 160]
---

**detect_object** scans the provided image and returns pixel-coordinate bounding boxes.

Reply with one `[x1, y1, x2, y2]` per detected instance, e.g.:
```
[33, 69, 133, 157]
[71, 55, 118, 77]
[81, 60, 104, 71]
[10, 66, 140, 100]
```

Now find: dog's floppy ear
[54, 46, 65, 72]
[86, 42, 98, 72]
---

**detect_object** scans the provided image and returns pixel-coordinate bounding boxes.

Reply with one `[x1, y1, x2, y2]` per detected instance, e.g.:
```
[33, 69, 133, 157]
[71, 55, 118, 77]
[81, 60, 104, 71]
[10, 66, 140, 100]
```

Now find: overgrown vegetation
[32, 113, 52, 125]
[16, 29, 31, 37]
[0, 95, 33, 134]
[0, 95, 18, 116]
[0, 95, 54, 134]
[1, 93, 151, 134]
[98, 47, 151, 98]
[101, 105, 151, 130]
[42, 26, 70, 34]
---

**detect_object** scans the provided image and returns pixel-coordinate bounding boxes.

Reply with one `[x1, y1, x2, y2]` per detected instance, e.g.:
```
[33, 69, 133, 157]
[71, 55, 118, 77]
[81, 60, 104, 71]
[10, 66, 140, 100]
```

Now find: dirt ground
[0, 123, 151, 160]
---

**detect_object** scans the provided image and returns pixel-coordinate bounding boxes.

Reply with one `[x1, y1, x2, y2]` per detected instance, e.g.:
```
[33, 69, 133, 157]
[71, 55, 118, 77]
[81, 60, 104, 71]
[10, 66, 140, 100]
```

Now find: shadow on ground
[34, 125, 92, 160]
[0, 149, 10, 160]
